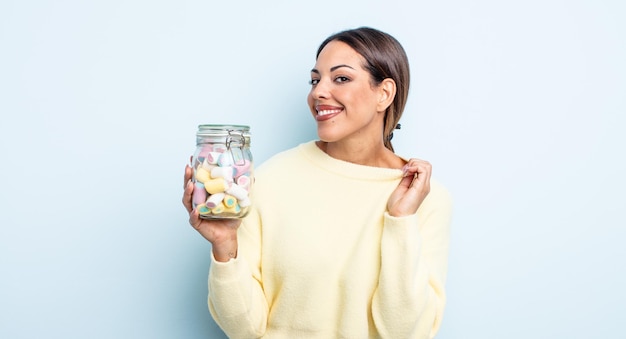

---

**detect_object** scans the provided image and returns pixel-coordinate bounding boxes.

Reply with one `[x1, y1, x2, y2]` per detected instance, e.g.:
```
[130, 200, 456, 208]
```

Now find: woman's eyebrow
[310, 64, 355, 74]
[330, 64, 354, 72]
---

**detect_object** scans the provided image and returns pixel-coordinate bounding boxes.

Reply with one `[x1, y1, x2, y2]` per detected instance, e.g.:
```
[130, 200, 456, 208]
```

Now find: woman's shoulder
[253, 142, 313, 180]
[256, 141, 315, 172]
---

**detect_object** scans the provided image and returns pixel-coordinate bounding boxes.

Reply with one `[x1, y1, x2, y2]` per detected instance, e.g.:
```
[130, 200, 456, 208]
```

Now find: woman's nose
[310, 79, 329, 99]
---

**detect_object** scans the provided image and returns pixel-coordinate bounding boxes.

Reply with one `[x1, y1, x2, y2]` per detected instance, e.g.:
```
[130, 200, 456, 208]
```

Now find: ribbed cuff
[209, 252, 246, 283]
[384, 211, 419, 227]
[383, 211, 421, 245]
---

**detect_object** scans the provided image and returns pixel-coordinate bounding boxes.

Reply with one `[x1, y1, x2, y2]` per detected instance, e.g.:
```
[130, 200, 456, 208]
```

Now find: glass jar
[191, 124, 253, 219]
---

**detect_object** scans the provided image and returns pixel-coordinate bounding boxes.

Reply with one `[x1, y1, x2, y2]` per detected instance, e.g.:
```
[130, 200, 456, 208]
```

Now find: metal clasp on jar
[225, 130, 247, 166]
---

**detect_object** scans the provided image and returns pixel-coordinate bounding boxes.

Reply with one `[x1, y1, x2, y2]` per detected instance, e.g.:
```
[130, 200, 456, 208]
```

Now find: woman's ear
[377, 78, 396, 112]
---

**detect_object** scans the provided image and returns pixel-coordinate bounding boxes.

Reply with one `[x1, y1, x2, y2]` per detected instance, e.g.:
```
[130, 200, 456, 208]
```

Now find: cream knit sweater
[208, 141, 452, 339]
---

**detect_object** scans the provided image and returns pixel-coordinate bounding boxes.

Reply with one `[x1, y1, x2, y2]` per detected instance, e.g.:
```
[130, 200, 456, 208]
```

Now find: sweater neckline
[298, 141, 404, 181]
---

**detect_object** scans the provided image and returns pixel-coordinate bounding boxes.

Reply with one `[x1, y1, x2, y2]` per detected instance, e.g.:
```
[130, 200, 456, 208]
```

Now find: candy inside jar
[191, 125, 253, 219]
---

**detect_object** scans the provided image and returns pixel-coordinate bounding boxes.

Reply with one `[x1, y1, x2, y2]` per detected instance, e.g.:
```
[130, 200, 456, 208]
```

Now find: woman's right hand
[183, 163, 242, 262]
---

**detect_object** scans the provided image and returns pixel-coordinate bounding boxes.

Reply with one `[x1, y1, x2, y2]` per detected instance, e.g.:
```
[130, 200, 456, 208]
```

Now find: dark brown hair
[316, 27, 410, 152]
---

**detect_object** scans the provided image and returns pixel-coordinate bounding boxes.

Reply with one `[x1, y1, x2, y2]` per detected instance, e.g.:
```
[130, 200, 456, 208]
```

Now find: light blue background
[1, 0, 624, 338]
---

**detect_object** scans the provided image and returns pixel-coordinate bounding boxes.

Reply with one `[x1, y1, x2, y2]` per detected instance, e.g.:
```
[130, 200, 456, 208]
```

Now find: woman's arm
[207, 207, 269, 338]
[373, 159, 453, 338]
[183, 164, 241, 261]
[182, 165, 269, 338]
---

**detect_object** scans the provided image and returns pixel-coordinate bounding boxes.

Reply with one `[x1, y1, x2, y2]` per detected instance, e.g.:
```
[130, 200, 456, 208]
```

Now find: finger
[183, 165, 193, 189]
[188, 208, 202, 230]
[182, 179, 194, 213]
[402, 159, 430, 182]
[402, 159, 429, 177]
[397, 173, 415, 189]
[416, 161, 431, 181]
[410, 162, 431, 191]
[404, 158, 428, 168]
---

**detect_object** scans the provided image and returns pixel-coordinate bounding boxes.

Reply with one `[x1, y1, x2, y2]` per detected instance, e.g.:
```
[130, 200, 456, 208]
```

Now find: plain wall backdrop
[1, 0, 624, 338]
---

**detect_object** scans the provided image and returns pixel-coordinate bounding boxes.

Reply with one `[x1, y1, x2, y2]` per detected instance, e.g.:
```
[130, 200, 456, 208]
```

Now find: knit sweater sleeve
[372, 180, 453, 339]
[207, 205, 269, 339]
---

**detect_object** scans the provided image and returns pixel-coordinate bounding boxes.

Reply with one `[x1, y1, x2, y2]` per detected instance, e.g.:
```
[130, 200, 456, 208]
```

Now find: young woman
[182, 27, 452, 339]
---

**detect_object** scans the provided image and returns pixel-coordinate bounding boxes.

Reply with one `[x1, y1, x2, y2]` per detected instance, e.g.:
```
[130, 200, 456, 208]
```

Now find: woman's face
[307, 40, 385, 145]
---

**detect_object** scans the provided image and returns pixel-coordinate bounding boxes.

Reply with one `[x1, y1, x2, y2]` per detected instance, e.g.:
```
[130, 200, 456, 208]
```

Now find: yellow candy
[195, 166, 212, 183]
[197, 204, 211, 215]
[211, 202, 225, 214]
[224, 204, 241, 214]
[222, 194, 237, 208]
[204, 178, 228, 194]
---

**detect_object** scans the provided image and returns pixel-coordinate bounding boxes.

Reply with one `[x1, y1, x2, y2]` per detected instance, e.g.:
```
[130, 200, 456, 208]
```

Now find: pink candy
[233, 159, 251, 177]
[192, 182, 207, 205]
[236, 175, 251, 189]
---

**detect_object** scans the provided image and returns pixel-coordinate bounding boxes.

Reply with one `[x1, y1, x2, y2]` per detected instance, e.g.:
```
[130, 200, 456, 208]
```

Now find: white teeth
[317, 109, 342, 116]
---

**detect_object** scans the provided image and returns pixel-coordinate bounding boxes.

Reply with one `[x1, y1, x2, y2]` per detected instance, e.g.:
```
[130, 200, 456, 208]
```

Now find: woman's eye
[309, 79, 320, 86]
[334, 76, 350, 83]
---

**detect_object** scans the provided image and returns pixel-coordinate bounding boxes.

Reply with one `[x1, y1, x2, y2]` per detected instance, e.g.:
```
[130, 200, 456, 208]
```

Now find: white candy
[205, 193, 225, 208]
[217, 152, 234, 166]
[238, 197, 251, 208]
[210, 166, 234, 182]
[201, 158, 214, 170]
[226, 183, 248, 200]
[206, 152, 222, 165]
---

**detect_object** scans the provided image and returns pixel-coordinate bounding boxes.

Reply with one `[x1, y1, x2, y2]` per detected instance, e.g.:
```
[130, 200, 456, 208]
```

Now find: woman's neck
[315, 139, 405, 169]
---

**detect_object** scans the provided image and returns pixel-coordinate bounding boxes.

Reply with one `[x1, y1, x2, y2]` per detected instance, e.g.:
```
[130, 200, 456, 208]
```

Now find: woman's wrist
[212, 237, 238, 262]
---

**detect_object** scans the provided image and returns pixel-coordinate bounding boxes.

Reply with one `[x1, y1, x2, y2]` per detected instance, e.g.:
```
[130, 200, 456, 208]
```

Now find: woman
[182, 27, 452, 339]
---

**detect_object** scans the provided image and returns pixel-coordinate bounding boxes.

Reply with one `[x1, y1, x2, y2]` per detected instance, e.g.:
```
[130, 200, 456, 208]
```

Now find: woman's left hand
[387, 158, 432, 217]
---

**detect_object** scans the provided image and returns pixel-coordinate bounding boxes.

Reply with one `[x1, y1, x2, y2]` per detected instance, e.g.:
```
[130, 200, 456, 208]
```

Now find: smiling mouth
[317, 109, 343, 116]
[315, 107, 343, 122]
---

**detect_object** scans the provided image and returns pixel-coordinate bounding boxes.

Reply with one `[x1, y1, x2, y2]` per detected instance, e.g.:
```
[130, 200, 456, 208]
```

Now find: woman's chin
[316, 130, 340, 143]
